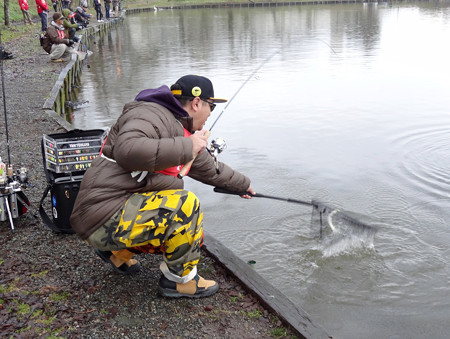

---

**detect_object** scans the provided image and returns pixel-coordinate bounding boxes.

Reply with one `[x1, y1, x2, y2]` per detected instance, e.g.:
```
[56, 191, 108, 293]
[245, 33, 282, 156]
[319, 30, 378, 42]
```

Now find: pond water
[72, 2, 450, 338]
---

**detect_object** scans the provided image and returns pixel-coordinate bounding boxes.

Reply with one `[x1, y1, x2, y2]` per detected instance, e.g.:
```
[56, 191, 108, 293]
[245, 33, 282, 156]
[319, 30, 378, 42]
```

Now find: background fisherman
[104, 0, 111, 20]
[112, 0, 119, 17]
[74, 6, 90, 27]
[70, 75, 255, 298]
[93, 0, 104, 22]
[18, 0, 34, 25]
[62, 9, 81, 41]
[34, 0, 49, 32]
[42, 12, 76, 62]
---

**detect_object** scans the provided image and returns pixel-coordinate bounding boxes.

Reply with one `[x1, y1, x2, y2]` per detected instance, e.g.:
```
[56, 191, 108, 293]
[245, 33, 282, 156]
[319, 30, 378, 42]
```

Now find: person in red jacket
[34, 0, 49, 32]
[18, 0, 34, 25]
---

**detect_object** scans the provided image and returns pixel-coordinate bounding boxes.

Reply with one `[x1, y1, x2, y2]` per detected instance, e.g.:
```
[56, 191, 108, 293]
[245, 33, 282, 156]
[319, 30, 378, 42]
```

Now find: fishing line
[316, 37, 338, 56]
[208, 49, 280, 132]
[206, 40, 378, 238]
[208, 37, 338, 132]
[178, 49, 280, 178]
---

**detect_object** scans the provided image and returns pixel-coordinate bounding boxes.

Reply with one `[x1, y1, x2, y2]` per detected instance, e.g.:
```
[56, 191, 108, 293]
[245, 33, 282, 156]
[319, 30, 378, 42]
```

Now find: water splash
[320, 231, 375, 257]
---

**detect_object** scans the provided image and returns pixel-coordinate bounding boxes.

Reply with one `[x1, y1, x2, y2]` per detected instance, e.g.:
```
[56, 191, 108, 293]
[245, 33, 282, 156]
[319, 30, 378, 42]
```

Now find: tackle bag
[39, 175, 82, 234]
[39, 128, 108, 233]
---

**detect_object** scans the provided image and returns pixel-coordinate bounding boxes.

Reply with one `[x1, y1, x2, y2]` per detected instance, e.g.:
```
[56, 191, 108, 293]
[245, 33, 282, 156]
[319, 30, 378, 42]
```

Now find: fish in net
[214, 188, 378, 241]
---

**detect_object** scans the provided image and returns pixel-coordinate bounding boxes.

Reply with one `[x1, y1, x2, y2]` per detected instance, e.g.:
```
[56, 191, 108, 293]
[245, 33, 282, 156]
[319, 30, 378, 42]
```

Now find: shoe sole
[159, 284, 219, 298]
[94, 248, 141, 275]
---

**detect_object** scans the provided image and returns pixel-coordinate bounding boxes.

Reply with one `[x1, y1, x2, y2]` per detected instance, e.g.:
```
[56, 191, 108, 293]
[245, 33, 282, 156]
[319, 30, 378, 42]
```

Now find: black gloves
[73, 36, 80, 43]
[68, 39, 74, 47]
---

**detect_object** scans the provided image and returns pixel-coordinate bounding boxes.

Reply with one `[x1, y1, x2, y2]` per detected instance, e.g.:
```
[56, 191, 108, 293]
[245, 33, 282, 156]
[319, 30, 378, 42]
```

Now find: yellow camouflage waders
[87, 189, 204, 279]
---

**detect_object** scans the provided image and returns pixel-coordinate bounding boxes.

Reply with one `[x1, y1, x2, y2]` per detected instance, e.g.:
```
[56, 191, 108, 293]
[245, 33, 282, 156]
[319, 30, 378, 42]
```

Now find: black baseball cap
[171, 75, 227, 103]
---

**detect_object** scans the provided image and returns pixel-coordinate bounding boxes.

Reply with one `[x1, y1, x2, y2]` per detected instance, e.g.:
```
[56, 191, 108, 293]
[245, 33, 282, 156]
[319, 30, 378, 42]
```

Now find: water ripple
[391, 126, 450, 199]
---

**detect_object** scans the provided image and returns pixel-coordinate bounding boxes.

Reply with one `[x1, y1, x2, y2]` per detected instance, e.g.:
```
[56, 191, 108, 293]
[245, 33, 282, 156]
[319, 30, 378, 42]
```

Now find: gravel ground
[0, 24, 297, 338]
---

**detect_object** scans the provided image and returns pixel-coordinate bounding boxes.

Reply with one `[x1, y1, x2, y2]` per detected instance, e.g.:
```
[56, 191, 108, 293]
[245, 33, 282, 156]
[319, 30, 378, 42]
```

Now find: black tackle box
[39, 129, 108, 233]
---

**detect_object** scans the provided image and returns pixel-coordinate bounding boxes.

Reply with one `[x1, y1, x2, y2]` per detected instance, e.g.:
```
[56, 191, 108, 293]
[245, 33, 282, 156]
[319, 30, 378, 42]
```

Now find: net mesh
[310, 201, 378, 240]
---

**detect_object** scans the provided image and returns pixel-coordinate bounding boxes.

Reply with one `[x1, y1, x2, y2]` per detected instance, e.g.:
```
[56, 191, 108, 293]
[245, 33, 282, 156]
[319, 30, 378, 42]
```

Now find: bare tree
[3, 0, 10, 26]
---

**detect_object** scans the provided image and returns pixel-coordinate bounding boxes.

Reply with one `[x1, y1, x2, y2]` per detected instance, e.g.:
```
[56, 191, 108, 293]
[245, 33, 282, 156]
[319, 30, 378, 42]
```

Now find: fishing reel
[0, 166, 28, 188]
[0, 165, 30, 231]
[208, 137, 227, 174]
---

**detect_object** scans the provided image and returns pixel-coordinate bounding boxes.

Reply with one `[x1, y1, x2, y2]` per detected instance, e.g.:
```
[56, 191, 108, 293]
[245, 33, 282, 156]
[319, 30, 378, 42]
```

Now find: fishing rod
[0, 29, 11, 165]
[208, 37, 338, 132]
[208, 49, 280, 131]
[0, 29, 30, 232]
[181, 42, 376, 235]
[179, 40, 338, 178]
[177, 50, 280, 178]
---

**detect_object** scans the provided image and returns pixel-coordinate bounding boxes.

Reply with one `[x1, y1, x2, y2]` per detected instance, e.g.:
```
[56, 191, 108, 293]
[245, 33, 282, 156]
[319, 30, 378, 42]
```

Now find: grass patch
[30, 270, 49, 278]
[32, 309, 44, 318]
[0, 278, 21, 293]
[49, 291, 71, 301]
[247, 309, 262, 318]
[271, 326, 288, 338]
[18, 325, 32, 334]
[230, 291, 244, 302]
[0, 22, 38, 42]
[36, 316, 56, 325]
[17, 302, 31, 316]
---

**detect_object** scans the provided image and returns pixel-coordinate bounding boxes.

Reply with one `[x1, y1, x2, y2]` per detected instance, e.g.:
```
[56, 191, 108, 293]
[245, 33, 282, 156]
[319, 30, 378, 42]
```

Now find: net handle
[214, 188, 377, 234]
[213, 187, 314, 207]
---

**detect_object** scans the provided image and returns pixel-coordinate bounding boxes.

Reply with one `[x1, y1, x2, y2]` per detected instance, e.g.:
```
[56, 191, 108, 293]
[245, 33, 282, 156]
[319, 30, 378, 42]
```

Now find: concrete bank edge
[204, 234, 331, 339]
[42, 12, 126, 131]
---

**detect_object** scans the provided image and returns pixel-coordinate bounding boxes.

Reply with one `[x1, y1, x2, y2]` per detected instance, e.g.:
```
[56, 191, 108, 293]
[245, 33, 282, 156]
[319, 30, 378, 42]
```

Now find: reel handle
[178, 131, 211, 179]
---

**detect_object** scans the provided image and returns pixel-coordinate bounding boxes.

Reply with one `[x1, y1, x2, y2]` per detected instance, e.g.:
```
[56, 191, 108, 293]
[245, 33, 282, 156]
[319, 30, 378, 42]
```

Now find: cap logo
[192, 86, 202, 97]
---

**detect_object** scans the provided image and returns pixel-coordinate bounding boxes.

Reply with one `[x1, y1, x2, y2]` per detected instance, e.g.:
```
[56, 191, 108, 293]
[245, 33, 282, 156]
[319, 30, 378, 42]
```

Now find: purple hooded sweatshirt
[134, 85, 188, 118]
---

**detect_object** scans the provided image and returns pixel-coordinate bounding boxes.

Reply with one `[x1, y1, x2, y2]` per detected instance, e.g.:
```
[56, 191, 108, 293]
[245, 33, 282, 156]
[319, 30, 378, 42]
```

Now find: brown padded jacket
[42, 23, 70, 54]
[70, 101, 250, 240]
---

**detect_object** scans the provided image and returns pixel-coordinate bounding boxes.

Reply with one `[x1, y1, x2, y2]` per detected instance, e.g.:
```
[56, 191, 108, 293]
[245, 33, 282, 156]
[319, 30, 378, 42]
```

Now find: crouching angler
[42, 12, 77, 62]
[62, 9, 81, 42]
[74, 6, 90, 28]
[70, 75, 255, 298]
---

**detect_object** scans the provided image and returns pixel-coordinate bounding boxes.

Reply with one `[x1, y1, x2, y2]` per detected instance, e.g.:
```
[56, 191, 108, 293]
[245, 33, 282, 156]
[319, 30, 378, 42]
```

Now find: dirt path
[0, 24, 296, 339]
